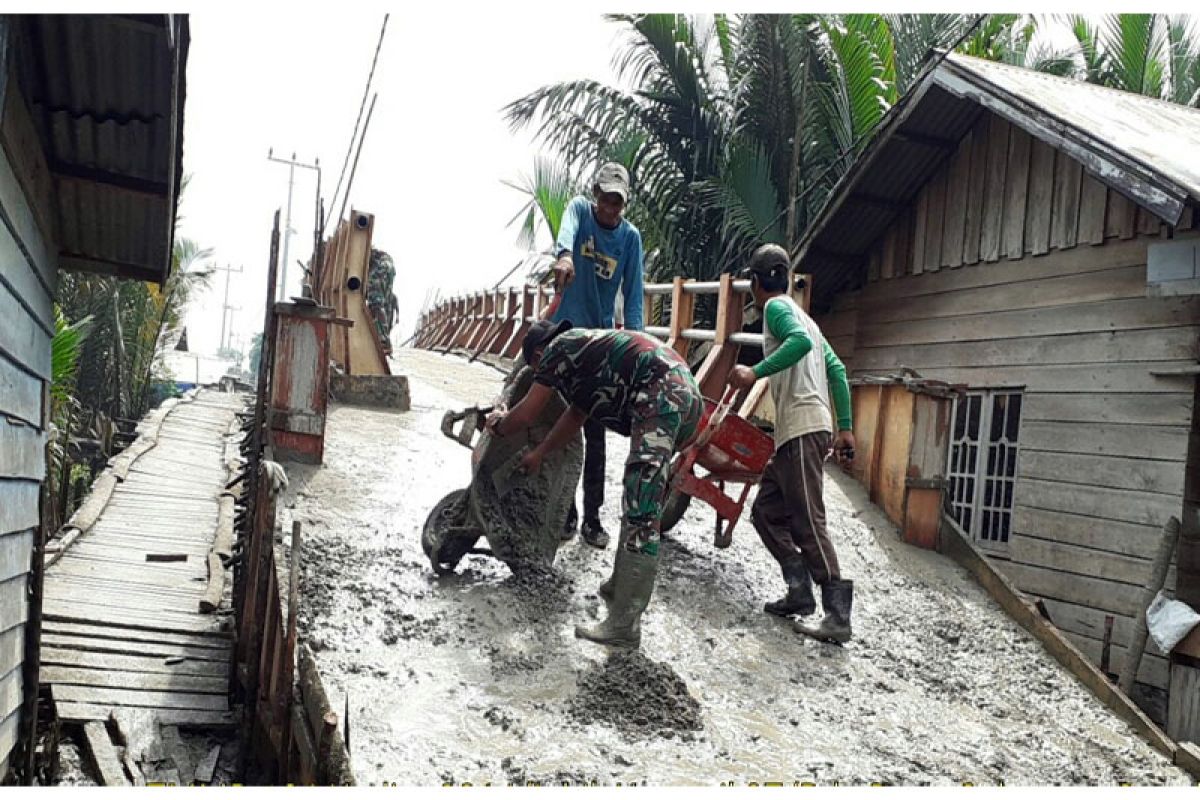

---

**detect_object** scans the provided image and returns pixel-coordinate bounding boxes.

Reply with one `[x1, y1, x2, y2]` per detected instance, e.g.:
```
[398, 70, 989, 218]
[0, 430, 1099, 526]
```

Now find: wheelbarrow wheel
[422, 488, 484, 575]
[659, 488, 692, 534]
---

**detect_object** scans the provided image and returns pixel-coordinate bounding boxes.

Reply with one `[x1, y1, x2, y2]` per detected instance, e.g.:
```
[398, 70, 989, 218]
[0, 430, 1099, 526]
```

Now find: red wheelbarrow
[660, 387, 775, 548]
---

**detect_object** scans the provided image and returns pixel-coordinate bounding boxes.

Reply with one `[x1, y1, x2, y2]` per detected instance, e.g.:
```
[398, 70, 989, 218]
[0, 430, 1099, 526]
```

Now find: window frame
[946, 387, 1024, 554]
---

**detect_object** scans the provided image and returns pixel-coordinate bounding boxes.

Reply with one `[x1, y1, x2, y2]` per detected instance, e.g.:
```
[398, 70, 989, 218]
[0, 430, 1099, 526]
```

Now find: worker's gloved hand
[727, 364, 757, 390]
[519, 446, 544, 477]
[833, 430, 856, 467]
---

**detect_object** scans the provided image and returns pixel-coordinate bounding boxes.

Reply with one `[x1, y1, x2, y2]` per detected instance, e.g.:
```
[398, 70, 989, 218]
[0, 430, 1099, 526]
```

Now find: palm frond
[1103, 14, 1165, 96]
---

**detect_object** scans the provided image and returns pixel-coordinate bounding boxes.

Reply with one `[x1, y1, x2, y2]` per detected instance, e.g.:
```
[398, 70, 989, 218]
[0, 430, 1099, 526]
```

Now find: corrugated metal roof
[794, 51, 1200, 313]
[13, 14, 187, 284]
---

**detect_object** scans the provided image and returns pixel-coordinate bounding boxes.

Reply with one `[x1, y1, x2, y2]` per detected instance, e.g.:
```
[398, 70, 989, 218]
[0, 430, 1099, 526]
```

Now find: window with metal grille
[946, 389, 1023, 549]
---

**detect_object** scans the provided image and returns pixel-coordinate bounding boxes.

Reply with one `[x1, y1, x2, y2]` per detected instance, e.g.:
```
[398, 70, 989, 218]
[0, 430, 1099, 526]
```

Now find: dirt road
[278, 348, 1189, 786]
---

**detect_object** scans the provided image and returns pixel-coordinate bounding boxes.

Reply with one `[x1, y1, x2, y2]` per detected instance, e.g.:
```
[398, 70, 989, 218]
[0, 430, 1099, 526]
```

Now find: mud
[53, 736, 98, 787]
[51, 728, 239, 787]
[278, 347, 1192, 786]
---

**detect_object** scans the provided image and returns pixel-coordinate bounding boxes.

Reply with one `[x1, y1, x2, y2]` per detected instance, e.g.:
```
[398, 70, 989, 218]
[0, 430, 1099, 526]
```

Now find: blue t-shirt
[551, 196, 644, 331]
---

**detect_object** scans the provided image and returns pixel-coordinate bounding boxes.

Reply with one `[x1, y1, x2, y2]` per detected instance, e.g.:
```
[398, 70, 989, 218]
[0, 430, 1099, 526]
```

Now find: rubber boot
[764, 561, 816, 617]
[576, 549, 658, 648]
[580, 518, 610, 549]
[794, 579, 853, 644]
[562, 502, 578, 541]
[597, 526, 631, 600]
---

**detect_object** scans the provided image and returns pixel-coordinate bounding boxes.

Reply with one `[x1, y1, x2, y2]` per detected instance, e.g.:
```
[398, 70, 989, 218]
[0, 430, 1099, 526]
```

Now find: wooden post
[667, 277, 695, 359]
[500, 287, 533, 359]
[1177, 376, 1200, 609]
[696, 274, 743, 400]
[1120, 516, 1181, 695]
[281, 520, 301, 782]
[19, 458, 49, 784]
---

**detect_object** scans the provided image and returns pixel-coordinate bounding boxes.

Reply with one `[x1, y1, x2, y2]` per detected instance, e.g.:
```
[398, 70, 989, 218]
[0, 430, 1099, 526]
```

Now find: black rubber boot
[764, 562, 816, 617]
[562, 502, 578, 541]
[580, 518, 610, 549]
[576, 549, 658, 648]
[794, 579, 853, 644]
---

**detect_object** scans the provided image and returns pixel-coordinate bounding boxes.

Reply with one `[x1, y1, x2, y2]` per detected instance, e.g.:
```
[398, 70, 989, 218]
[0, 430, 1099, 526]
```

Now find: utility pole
[213, 263, 244, 352]
[267, 149, 320, 301]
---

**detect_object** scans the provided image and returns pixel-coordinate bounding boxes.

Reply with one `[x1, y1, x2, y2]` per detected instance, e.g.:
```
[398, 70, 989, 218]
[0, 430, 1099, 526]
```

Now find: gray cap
[738, 243, 791, 280]
[593, 162, 631, 201]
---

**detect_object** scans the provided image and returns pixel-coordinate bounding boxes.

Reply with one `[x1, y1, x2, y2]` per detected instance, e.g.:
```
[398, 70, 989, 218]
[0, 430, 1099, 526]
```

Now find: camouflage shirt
[367, 248, 395, 311]
[533, 329, 694, 436]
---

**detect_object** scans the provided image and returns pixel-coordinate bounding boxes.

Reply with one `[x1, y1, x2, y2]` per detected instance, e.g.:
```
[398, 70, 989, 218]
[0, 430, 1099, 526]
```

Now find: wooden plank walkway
[43, 390, 243, 729]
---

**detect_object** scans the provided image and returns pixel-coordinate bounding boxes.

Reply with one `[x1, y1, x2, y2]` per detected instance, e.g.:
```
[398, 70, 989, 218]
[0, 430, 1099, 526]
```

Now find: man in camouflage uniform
[367, 248, 396, 356]
[487, 320, 703, 649]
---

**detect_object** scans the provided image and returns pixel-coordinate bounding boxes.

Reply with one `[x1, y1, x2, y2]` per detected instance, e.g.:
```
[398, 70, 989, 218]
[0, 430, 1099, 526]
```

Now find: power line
[325, 14, 389, 236]
[335, 93, 378, 232]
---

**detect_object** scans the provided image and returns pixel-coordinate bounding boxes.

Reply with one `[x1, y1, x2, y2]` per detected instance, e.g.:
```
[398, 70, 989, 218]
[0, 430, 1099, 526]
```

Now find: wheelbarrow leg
[714, 481, 755, 549]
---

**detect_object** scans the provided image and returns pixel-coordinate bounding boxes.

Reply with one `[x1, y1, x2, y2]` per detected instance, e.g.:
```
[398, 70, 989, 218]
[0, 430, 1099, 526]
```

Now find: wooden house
[798, 53, 1200, 709]
[0, 15, 187, 779]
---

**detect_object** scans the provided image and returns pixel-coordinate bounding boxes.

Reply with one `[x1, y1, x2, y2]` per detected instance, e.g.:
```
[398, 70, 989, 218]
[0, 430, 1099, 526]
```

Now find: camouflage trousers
[622, 366, 704, 557]
[368, 303, 391, 354]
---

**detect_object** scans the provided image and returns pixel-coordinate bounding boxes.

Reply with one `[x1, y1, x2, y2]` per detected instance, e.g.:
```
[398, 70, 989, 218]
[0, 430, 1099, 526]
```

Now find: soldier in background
[368, 247, 396, 356]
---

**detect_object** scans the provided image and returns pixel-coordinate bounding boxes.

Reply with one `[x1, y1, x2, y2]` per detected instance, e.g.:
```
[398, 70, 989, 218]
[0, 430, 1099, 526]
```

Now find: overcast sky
[176, 7, 622, 359]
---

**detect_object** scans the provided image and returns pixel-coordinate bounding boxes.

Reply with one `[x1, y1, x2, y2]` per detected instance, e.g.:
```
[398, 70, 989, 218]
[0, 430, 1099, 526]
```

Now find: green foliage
[1064, 13, 1199, 105]
[504, 12, 1200, 298]
[504, 13, 1024, 289]
[503, 156, 581, 251]
[50, 306, 91, 408]
[56, 237, 212, 423]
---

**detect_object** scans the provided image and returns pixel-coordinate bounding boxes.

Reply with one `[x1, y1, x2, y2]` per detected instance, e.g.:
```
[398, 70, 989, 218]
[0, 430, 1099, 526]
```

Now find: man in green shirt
[727, 244, 857, 643]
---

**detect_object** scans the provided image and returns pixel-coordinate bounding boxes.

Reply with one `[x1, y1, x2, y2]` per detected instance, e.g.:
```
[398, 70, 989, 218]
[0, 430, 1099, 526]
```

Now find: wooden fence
[230, 211, 353, 785]
[411, 274, 815, 422]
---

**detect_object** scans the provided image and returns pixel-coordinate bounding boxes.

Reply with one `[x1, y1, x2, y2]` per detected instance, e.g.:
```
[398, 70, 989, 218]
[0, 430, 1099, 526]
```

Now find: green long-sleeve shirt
[753, 297, 852, 431]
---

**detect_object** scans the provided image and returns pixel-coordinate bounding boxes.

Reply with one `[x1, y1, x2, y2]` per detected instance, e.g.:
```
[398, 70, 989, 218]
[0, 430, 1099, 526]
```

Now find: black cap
[738, 243, 791, 281]
[522, 319, 572, 365]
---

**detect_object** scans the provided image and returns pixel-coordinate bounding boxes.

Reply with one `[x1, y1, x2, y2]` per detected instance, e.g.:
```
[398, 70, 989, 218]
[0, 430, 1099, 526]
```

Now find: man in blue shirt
[549, 162, 645, 549]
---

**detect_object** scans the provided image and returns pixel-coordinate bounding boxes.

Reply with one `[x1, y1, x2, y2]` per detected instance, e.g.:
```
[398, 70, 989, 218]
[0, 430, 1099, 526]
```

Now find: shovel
[490, 446, 532, 497]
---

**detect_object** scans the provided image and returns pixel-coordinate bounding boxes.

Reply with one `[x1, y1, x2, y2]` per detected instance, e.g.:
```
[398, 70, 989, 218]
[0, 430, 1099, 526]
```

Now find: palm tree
[1063, 14, 1200, 106]
[47, 306, 91, 530]
[57, 238, 212, 423]
[505, 13, 1027, 290]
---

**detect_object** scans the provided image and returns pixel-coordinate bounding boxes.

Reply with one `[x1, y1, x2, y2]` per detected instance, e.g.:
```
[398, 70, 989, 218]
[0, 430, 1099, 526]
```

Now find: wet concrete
[278, 348, 1191, 786]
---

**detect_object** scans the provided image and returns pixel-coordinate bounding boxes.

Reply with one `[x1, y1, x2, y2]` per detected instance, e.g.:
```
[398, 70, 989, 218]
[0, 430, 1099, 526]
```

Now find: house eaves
[935, 54, 1199, 226]
[792, 52, 1200, 312]
[11, 14, 189, 285]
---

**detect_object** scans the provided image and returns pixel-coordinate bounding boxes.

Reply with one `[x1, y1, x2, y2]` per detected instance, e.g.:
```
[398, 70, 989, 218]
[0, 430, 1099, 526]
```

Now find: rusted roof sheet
[794, 51, 1200, 313]
[13, 14, 188, 284]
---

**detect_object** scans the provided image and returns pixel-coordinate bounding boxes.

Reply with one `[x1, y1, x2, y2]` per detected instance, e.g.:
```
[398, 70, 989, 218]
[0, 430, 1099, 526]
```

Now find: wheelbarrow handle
[440, 406, 494, 449]
[693, 387, 738, 450]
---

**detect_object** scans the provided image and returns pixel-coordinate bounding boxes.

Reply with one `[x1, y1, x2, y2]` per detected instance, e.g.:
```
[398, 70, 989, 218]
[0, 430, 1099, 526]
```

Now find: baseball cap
[738, 243, 791, 281]
[594, 162, 630, 202]
[521, 319, 573, 365]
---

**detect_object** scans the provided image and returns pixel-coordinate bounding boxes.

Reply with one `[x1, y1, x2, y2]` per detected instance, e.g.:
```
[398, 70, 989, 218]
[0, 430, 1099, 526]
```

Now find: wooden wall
[815, 110, 1199, 691]
[0, 62, 56, 777]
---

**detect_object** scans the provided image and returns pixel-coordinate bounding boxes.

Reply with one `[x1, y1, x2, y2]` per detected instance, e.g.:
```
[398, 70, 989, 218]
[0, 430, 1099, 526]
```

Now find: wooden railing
[411, 274, 812, 421]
